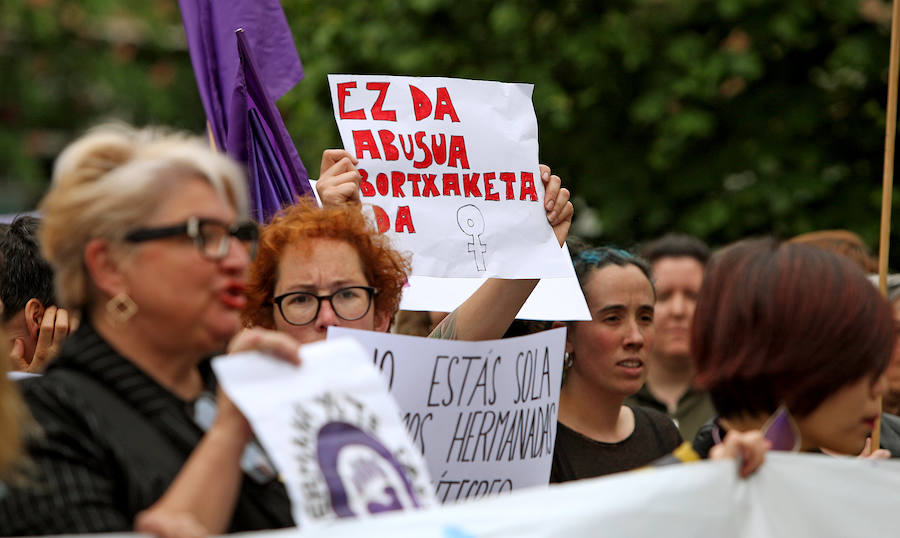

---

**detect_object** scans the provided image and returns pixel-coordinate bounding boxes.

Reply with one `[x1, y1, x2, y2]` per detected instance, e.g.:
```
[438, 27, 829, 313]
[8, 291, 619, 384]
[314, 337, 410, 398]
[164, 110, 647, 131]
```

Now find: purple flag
[178, 0, 312, 222]
[178, 0, 303, 148]
[229, 29, 312, 222]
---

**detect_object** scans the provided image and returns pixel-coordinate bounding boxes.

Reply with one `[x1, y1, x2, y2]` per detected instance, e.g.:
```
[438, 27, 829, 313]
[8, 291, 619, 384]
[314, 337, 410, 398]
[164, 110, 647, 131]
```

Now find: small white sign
[327, 74, 574, 280]
[212, 338, 436, 526]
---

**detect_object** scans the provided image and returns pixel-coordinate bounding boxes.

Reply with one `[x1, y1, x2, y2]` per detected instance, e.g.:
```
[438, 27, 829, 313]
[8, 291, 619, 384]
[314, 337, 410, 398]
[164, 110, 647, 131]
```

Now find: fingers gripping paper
[212, 338, 436, 526]
[327, 74, 573, 279]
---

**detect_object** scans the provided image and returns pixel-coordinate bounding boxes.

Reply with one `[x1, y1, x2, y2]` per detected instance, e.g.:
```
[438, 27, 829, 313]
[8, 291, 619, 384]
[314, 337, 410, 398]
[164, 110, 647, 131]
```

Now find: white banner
[212, 338, 436, 527]
[327, 74, 574, 280]
[218, 454, 900, 537]
[328, 327, 566, 503]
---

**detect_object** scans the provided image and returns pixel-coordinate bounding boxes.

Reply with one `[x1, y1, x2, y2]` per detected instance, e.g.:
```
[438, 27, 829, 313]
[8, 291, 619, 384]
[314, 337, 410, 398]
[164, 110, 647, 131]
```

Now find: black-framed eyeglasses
[272, 286, 378, 326]
[124, 217, 259, 260]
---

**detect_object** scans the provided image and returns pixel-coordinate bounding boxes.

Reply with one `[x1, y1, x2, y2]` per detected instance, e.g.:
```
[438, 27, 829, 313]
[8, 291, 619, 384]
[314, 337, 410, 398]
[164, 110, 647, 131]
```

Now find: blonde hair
[40, 123, 249, 311]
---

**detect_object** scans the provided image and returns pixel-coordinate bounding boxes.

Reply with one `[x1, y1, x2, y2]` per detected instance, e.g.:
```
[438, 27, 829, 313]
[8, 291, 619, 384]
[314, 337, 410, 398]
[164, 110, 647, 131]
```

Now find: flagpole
[207, 121, 219, 152]
[875, 0, 900, 451]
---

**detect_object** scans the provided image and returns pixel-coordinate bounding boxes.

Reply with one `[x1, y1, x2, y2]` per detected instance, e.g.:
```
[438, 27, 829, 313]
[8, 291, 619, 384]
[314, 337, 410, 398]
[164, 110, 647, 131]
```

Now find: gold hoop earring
[106, 292, 138, 325]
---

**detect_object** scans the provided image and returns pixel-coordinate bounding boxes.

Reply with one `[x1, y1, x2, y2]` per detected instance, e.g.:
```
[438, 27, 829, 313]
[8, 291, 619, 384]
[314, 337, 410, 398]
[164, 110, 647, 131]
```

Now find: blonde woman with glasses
[0, 124, 302, 536]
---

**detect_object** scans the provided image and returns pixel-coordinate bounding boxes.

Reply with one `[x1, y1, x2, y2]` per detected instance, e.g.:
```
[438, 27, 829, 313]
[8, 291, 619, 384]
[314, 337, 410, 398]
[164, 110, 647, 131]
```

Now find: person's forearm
[430, 278, 538, 341]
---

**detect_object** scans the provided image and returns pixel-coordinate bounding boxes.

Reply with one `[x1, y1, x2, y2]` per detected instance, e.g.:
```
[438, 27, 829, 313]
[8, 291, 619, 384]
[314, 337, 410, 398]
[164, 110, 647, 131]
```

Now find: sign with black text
[329, 327, 566, 503]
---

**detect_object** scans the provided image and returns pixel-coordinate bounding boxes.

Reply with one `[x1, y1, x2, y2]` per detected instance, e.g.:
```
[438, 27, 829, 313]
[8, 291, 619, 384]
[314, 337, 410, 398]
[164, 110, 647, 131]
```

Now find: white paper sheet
[399, 275, 590, 321]
[398, 242, 590, 321]
[327, 74, 573, 280]
[212, 338, 436, 527]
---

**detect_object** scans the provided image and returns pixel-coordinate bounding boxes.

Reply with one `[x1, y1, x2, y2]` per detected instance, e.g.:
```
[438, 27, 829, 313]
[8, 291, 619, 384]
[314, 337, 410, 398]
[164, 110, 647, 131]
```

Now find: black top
[692, 419, 719, 459]
[550, 405, 683, 483]
[0, 321, 293, 535]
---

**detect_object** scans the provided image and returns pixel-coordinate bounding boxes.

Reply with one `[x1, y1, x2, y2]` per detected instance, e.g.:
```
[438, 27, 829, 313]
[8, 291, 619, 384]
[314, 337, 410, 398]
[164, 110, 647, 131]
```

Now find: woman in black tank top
[551, 246, 681, 482]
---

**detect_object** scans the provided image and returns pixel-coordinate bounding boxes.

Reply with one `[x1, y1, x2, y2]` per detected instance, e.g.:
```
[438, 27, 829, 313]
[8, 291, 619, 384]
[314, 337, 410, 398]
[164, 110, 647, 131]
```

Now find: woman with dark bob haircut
[692, 238, 895, 456]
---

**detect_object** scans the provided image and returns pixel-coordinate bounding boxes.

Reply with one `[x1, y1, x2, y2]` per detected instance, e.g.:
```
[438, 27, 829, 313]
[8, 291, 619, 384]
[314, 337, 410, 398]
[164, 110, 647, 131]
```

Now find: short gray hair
[40, 123, 249, 311]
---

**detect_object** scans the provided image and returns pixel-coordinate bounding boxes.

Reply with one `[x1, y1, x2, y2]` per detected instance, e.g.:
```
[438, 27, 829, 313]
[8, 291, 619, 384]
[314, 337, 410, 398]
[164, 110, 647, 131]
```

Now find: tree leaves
[1, 0, 897, 264]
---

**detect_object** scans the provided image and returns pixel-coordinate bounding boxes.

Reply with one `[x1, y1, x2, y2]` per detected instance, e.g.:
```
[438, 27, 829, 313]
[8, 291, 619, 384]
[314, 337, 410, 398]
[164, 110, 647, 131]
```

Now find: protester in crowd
[1, 216, 73, 373]
[792, 232, 900, 450]
[549, 244, 770, 481]
[692, 238, 895, 458]
[550, 246, 683, 481]
[789, 229, 878, 273]
[0, 124, 303, 536]
[625, 233, 715, 442]
[243, 155, 573, 344]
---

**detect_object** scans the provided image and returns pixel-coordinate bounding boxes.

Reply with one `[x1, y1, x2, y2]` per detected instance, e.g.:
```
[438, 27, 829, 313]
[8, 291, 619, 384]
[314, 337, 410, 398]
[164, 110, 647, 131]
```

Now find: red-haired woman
[692, 238, 896, 457]
[243, 153, 573, 344]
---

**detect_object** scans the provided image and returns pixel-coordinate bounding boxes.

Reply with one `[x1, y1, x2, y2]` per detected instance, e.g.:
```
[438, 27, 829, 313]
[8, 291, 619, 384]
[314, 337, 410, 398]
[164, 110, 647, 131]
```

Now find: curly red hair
[243, 199, 411, 329]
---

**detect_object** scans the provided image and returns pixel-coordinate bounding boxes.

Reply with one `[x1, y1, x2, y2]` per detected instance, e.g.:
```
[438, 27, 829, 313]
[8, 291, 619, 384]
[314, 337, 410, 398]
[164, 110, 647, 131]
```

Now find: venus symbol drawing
[456, 204, 486, 271]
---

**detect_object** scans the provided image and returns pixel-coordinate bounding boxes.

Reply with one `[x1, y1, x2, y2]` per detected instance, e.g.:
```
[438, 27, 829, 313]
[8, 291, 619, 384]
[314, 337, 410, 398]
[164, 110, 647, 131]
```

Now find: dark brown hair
[691, 237, 894, 418]
[640, 233, 710, 266]
[569, 241, 654, 293]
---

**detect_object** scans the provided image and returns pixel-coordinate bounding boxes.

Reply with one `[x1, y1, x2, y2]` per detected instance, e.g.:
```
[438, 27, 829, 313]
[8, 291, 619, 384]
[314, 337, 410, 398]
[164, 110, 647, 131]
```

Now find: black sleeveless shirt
[550, 404, 683, 483]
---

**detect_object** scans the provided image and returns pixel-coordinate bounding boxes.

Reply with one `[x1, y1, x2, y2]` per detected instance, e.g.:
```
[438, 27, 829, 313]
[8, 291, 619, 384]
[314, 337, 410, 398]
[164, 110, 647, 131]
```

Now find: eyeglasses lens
[197, 221, 258, 260]
[331, 287, 371, 320]
[198, 221, 228, 259]
[280, 287, 372, 325]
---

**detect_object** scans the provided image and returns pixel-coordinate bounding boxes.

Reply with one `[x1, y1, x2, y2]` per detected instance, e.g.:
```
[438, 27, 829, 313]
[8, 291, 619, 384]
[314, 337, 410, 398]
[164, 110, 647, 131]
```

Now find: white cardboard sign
[399, 243, 590, 321]
[212, 338, 436, 527]
[328, 327, 566, 503]
[327, 74, 573, 279]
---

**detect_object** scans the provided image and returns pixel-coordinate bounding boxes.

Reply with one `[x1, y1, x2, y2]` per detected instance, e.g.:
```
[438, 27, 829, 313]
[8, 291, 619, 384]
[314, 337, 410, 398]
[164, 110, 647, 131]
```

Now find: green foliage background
[2, 0, 898, 262]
